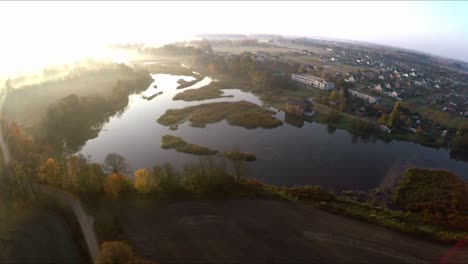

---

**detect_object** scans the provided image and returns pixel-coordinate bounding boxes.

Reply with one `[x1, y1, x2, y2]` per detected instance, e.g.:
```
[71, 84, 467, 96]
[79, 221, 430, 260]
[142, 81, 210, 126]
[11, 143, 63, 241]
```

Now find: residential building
[374, 84, 383, 92]
[349, 89, 379, 104]
[286, 98, 314, 116]
[346, 75, 355, 83]
[291, 73, 335, 90]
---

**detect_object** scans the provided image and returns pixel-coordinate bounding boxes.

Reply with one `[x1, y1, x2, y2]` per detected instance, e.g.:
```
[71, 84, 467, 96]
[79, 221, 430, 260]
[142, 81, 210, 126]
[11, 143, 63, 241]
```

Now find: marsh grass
[157, 101, 282, 129]
[161, 135, 218, 155]
[173, 82, 234, 101]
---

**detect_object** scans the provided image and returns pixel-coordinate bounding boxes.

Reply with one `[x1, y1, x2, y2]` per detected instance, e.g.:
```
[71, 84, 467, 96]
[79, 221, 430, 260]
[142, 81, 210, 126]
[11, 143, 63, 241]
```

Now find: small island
[173, 82, 233, 101]
[161, 135, 218, 155]
[141, 91, 163, 101]
[157, 100, 282, 129]
[176, 75, 204, 89]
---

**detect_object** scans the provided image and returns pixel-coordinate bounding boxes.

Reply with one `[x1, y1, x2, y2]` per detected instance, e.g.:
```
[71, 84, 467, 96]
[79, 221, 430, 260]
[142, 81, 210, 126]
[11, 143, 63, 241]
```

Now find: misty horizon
[1, 1, 467, 75]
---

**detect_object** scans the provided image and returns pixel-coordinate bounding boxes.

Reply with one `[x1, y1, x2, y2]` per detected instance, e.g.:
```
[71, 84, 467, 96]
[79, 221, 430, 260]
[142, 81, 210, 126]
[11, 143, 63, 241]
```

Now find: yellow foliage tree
[96, 241, 133, 264]
[104, 173, 128, 198]
[134, 168, 153, 194]
[37, 158, 63, 186]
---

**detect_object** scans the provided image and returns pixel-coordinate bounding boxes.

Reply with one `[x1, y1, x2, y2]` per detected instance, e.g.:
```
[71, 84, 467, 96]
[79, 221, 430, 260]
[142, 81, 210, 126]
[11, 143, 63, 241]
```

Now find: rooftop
[292, 73, 329, 83]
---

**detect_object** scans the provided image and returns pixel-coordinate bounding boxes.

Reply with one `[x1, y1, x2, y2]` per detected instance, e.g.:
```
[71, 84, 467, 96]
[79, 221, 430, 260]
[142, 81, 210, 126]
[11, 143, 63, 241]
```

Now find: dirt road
[0, 90, 99, 262]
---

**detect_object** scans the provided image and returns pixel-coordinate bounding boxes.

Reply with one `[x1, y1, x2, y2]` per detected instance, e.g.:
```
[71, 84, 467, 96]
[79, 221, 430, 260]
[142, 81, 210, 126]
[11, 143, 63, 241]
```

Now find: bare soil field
[117, 199, 468, 264]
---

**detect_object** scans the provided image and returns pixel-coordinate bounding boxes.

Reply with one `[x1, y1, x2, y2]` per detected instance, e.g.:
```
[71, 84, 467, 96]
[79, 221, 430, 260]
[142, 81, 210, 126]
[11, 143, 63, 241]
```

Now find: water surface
[79, 73, 468, 191]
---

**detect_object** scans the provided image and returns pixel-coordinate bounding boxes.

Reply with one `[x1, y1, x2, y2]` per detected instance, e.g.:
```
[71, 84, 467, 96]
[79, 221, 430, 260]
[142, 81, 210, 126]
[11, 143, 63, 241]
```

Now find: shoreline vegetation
[173, 82, 234, 101]
[161, 135, 218, 155]
[157, 100, 283, 129]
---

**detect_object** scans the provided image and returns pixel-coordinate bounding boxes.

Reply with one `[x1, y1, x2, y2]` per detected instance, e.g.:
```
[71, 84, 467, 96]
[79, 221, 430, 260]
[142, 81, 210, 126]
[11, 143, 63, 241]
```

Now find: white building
[349, 89, 379, 104]
[374, 84, 383, 92]
[291, 73, 335, 90]
[346, 75, 355, 83]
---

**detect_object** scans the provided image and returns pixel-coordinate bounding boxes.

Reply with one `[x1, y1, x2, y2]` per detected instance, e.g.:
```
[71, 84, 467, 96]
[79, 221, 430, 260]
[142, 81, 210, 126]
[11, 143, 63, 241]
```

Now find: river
[79, 73, 468, 191]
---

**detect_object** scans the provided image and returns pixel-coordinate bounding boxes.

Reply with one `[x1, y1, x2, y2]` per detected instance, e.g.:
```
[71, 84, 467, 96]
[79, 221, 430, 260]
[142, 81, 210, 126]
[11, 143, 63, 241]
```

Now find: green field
[282, 55, 376, 74]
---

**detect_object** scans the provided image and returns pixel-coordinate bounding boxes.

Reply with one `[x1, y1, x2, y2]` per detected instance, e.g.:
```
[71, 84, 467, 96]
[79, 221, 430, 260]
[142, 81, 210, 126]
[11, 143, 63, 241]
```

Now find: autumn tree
[37, 158, 63, 186]
[8, 161, 36, 199]
[387, 101, 401, 129]
[379, 112, 388, 125]
[64, 154, 88, 190]
[134, 168, 154, 194]
[96, 241, 133, 264]
[104, 153, 128, 174]
[87, 163, 106, 194]
[104, 173, 130, 199]
[416, 126, 424, 136]
[328, 90, 339, 107]
[6, 122, 36, 163]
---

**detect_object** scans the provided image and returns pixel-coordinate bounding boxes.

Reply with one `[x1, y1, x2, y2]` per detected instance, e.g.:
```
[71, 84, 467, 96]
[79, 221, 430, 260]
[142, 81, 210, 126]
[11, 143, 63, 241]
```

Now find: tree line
[36, 72, 153, 153]
[5, 121, 259, 201]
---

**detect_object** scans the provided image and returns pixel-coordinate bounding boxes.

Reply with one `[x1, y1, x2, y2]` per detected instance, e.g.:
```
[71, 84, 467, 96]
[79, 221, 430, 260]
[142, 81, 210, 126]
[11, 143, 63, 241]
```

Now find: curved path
[0, 90, 99, 262]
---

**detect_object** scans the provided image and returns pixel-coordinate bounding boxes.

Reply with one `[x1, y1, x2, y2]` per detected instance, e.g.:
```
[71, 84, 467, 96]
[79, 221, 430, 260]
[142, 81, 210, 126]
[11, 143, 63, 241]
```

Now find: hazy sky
[1, 1, 467, 73]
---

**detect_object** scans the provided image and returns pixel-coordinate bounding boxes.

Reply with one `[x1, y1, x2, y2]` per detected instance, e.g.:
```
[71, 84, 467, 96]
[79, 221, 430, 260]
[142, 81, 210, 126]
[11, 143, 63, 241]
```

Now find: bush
[351, 119, 377, 134]
[326, 110, 342, 123]
[282, 186, 335, 202]
[183, 158, 235, 195]
[96, 241, 133, 264]
[393, 168, 468, 231]
[152, 163, 185, 195]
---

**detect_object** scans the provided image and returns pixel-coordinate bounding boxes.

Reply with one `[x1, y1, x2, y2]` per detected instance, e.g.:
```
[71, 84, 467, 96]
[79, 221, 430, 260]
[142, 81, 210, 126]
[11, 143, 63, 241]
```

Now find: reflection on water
[79, 73, 468, 191]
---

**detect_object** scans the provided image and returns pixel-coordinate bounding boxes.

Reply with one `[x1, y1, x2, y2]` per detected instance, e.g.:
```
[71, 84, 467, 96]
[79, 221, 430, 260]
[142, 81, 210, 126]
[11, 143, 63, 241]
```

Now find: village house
[345, 75, 355, 83]
[374, 84, 383, 92]
[349, 89, 379, 104]
[286, 98, 314, 116]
